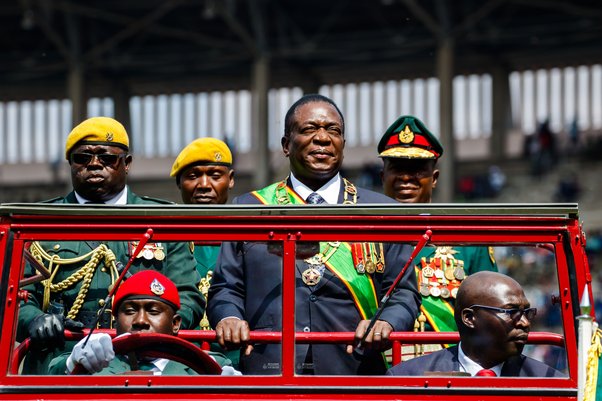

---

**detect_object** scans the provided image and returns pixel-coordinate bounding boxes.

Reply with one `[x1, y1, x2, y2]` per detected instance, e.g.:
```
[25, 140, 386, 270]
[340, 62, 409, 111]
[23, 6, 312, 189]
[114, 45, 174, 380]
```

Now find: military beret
[170, 137, 233, 178]
[65, 116, 129, 159]
[112, 270, 180, 315]
[377, 115, 443, 159]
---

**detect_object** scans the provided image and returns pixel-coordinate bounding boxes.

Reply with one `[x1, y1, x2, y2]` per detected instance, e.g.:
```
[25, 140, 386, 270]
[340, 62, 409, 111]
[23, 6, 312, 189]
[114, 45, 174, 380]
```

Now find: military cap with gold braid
[65, 116, 129, 159]
[170, 137, 233, 178]
[377, 115, 443, 160]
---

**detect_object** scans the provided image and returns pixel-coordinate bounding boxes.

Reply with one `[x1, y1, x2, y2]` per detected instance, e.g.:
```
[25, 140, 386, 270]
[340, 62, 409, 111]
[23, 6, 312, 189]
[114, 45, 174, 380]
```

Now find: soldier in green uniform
[378, 115, 497, 335]
[18, 116, 204, 374]
[171, 137, 237, 366]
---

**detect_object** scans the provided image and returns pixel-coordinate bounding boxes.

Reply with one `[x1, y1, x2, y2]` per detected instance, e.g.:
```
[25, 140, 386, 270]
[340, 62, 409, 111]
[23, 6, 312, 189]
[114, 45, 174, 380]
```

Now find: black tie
[306, 192, 326, 204]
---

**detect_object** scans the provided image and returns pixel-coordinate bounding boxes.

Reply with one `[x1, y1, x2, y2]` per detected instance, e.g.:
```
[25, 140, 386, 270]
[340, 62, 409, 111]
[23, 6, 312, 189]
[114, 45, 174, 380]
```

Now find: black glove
[28, 313, 65, 349]
[63, 318, 85, 332]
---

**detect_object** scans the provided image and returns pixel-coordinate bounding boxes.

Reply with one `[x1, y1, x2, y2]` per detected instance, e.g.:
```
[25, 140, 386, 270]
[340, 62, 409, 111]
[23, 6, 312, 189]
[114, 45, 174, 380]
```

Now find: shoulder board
[138, 195, 175, 205]
[40, 196, 65, 203]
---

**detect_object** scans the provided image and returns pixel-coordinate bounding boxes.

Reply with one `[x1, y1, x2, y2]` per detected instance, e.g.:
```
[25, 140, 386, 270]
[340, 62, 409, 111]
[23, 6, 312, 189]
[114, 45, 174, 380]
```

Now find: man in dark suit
[387, 271, 564, 377]
[208, 94, 420, 375]
[19, 117, 204, 374]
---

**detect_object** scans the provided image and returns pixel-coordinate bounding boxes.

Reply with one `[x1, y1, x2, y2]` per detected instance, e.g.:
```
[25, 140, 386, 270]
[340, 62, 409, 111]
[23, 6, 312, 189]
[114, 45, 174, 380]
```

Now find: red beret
[112, 270, 180, 315]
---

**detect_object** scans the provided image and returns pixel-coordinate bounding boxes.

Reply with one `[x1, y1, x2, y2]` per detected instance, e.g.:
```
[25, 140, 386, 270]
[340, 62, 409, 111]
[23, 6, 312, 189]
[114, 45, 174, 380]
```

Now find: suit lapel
[500, 355, 524, 376]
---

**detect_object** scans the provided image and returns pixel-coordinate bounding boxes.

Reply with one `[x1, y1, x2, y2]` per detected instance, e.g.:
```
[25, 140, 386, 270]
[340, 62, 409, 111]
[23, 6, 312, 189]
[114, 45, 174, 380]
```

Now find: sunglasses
[469, 304, 537, 322]
[70, 152, 128, 168]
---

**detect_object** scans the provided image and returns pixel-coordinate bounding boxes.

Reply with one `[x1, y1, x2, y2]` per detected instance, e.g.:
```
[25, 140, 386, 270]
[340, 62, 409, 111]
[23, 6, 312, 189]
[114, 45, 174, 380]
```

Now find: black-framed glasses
[469, 304, 537, 322]
[70, 152, 128, 168]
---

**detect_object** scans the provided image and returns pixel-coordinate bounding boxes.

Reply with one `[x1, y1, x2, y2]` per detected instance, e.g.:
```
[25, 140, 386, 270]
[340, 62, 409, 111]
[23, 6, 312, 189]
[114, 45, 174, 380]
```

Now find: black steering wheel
[71, 332, 222, 375]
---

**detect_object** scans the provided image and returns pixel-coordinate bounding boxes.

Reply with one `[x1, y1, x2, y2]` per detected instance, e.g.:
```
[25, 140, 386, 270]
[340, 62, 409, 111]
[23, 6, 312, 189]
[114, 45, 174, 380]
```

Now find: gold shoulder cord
[342, 178, 357, 204]
[28, 241, 119, 319]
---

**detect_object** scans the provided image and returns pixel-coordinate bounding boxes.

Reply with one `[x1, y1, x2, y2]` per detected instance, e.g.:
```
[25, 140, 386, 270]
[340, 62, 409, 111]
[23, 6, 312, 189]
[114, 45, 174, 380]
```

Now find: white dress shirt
[289, 173, 341, 205]
[458, 342, 503, 376]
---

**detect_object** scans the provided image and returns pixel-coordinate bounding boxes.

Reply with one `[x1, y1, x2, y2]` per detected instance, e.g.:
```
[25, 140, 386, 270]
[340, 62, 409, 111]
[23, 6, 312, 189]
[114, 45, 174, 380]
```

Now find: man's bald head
[454, 271, 525, 331]
[454, 271, 533, 367]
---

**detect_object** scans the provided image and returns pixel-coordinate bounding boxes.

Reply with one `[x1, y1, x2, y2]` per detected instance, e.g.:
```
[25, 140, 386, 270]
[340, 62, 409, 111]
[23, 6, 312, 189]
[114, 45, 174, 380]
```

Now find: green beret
[377, 115, 443, 159]
[170, 138, 233, 178]
[65, 117, 129, 159]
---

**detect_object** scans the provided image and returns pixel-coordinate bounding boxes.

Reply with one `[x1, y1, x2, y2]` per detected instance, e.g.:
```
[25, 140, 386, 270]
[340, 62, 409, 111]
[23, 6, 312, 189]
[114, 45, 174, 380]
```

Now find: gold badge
[215, 152, 222, 161]
[106, 132, 114, 141]
[398, 125, 414, 144]
[150, 278, 165, 296]
[154, 248, 165, 261]
[302, 268, 322, 286]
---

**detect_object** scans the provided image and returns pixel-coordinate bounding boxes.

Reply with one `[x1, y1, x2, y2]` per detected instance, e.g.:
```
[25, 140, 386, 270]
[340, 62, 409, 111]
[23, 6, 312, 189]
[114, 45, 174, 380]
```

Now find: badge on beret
[150, 278, 165, 296]
[398, 125, 415, 144]
[106, 132, 114, 141]
[214, 152, 222, 161]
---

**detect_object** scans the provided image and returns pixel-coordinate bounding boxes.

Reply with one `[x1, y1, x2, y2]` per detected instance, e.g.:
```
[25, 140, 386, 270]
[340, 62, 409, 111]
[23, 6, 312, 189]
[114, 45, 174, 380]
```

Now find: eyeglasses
[70, 152, 128, 168]
[469, 304, 537, 322]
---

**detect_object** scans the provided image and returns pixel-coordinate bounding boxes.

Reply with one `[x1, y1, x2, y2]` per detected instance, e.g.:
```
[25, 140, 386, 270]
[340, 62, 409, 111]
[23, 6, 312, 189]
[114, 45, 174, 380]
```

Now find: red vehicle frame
[0, 203, 594, 400]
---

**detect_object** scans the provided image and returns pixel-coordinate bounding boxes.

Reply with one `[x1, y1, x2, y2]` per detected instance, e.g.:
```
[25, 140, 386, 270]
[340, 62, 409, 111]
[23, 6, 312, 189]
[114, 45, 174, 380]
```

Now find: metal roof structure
[1, 0, 601, 101]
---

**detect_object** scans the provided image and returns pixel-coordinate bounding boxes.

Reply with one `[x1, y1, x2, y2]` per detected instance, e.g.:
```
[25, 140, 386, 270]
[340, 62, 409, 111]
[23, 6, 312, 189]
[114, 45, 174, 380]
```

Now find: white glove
[220, 366, 243, 376]
[66, 333, 115, 374]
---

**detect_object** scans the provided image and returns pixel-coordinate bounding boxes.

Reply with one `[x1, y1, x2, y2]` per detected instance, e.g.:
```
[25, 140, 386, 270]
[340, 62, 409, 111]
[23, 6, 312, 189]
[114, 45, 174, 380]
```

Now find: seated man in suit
[387, 271, 564, 377]
[48, 270, 238, 375]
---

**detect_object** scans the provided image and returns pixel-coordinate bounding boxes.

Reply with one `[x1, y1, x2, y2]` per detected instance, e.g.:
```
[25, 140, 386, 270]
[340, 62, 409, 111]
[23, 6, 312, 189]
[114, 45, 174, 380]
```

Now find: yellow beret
[170, 138, 233, 177]
[65, 117, 129, 159]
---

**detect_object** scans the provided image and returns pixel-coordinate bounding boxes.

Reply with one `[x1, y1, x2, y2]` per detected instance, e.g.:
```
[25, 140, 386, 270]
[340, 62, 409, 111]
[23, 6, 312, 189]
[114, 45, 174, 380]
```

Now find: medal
[376, 262, 384, 273]
[440, 287, 451, 298]
[154, 248, 165, 261]
[420, 284, 430, 297]
[444, 264, 455, 281]
[429, 285, 441, 297]
[365, 261, 376, 274]
[422, 266, 434, 278]
[302, 267, 322, 286]
[453, 267, 466, 281]
[356, 263, 365, 274]
[434, 269, 444, 279]
[451, 287, 459, 298]
[143, 248, 154, 260]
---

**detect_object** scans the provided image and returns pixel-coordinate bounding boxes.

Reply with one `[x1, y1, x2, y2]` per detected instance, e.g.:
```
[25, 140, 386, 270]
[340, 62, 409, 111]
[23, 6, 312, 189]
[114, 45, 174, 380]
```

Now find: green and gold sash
[251, 179, 378, 318]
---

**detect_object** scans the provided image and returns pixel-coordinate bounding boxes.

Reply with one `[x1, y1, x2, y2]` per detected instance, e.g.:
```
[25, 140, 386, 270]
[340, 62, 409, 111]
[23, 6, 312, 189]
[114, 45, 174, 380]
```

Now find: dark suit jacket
[208, 179, 420, 375]
[386, 345, 564, 377]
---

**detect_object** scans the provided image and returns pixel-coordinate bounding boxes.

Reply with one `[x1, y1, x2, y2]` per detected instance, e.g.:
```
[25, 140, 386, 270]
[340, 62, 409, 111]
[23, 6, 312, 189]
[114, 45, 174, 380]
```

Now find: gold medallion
[444, 266, 455, 281]
[302, 268, 322, 286]
[154, 248, 165, 261]
[365, 261, 376, 274]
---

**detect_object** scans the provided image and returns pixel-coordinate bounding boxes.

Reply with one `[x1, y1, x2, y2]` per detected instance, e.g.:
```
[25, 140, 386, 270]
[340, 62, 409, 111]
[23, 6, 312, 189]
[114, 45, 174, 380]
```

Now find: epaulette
[138, 195, 175, 205]
[39, 196, 65, 203]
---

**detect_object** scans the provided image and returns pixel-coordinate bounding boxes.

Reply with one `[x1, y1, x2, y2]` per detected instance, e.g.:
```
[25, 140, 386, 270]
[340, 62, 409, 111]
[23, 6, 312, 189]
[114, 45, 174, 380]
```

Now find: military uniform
[415, 245, 497, 332]
[17, 189, 204, 374]
[378, 115, 498, 335]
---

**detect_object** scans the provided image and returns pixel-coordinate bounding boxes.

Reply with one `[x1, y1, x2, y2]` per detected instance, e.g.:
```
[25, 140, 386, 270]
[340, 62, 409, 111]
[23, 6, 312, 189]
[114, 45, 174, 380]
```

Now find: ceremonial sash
[251, 182, 379, 318]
